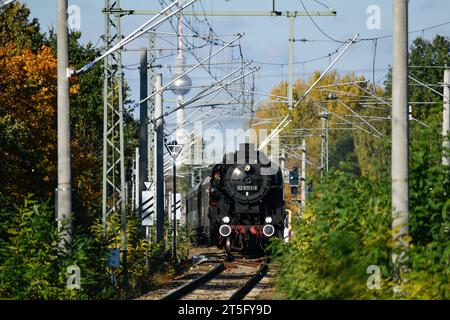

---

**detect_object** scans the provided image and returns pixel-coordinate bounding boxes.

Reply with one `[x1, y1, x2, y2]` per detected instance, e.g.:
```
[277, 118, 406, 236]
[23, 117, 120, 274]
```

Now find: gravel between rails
[137, 247, 226, 300]
[181, 264, 259, 300]
[244, 262, 279, 300]
[137, 247, 277, 300]
[137, 263, 220, 300]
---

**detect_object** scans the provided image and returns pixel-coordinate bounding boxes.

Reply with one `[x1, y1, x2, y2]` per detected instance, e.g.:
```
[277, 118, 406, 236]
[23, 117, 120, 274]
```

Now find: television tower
[169, 9, 192, 165]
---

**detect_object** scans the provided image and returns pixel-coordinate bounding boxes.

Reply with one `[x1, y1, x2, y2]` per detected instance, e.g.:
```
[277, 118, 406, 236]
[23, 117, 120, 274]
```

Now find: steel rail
[159, 263, 226, 300]
[229, 263, 269, 300]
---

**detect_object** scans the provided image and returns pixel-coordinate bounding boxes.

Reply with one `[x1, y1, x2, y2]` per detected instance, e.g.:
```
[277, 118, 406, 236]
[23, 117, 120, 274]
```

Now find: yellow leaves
[252, 71, 382, 176]
[0, 44, 57, 119]
[1, 43, 58, 198]
[70, 83, 80, 95]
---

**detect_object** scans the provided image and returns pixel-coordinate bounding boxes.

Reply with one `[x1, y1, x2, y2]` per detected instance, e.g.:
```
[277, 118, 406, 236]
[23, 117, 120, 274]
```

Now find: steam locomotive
[185, 143, 285, 254]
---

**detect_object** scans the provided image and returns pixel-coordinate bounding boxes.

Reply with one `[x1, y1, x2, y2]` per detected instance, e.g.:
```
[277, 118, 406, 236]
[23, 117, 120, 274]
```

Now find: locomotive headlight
[263, 224, 275, 237]
[244, 164, 251, 172]
[222, 216, 230, 224]
[265, 216, 273, 224]
[219, 225, 232, 237]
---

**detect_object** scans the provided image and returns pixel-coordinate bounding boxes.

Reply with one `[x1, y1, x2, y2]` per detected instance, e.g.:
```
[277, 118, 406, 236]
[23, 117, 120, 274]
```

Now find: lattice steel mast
[102, 0, 127, 286]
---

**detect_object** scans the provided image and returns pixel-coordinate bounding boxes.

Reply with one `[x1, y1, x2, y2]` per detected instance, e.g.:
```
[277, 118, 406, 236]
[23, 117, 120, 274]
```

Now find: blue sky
[21, 0, 450, 133]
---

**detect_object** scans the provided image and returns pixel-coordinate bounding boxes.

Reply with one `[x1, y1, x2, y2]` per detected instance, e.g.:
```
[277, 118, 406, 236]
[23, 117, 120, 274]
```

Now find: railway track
[159, 258, 268, 300]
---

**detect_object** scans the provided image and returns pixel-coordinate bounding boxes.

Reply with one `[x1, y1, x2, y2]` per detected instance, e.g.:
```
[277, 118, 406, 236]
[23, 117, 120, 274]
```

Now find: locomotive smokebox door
[224, 144, 270, 205]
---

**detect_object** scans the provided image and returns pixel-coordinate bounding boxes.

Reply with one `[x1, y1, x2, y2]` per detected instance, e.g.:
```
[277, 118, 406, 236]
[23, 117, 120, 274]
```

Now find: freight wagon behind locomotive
[185, 143, 285, 254]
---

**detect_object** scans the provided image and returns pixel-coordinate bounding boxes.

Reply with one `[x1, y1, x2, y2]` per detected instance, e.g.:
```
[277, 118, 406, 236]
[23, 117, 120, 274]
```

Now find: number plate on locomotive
[236, 185, 258, 191]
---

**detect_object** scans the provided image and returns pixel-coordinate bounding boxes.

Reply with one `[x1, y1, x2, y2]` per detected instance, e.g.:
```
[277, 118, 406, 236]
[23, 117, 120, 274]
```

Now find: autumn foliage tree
[0, 43, 59, 200]
[0, 3, 107, 226]
[0, 3, 110, 299]
[252, 71, 388, 179]
[0, 3, 160, 299]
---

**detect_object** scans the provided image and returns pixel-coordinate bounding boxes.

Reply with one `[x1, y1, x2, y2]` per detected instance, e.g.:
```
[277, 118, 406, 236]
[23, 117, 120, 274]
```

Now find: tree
[46, 30, 139, 227]
[270, 119, 449, 299]
[270, 35, 450, 299]
[0, 2, 44, 51]
[0, 43, 59, 200]
[385, 36, 450, 121]
[252, 71, 386, 177]
[0, 3, 156, 300]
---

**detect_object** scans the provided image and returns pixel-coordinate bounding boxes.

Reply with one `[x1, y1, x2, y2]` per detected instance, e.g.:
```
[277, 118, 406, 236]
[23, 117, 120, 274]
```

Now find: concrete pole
[139, 48, 148, 214]
[391, 0, 409, 269]
[116, 5, 128, 290]
[175, 14, 185, 163]
[148, 32, 156, 184]
[443, 69, 450, 166]
[301, 139, 306, 210]
[288, 16, 295, 109]
[131, 157, 135, 212]
[320, 112, 329, 178]
[280, 148, 286, 201]
[56, 0, 72, 250]
[134, 147, 139, 210]
[154, 74, 165, 242]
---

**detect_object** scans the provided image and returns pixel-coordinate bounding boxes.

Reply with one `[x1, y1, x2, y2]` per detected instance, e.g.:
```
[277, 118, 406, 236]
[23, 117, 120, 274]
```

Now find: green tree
[0, 2, 44, 51]
[270, 35, 450, 299]
[253, 71, 384, 178]
[271, 120, 449, 299]
[384, 36, 450, 120]
[46, 29, 139, 227]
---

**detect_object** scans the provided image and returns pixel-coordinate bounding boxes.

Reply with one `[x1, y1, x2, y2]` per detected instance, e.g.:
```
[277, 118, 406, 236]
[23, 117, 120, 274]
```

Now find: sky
[19, 0, 450, 145]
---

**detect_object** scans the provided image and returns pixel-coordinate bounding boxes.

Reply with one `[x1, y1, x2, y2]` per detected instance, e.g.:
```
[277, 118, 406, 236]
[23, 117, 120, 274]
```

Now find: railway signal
[289, 167, 299, 197]
[289, 167, 299, 185]
[165, 139, 184, 260]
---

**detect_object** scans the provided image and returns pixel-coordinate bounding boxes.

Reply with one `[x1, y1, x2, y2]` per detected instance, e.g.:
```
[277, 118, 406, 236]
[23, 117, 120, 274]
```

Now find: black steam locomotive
[185, 143, 285, 254]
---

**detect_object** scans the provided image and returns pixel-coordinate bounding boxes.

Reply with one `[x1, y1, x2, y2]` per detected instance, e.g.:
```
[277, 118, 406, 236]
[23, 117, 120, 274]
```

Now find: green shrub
[0, 195, 116, 299]
[270, 123, 449, 299]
